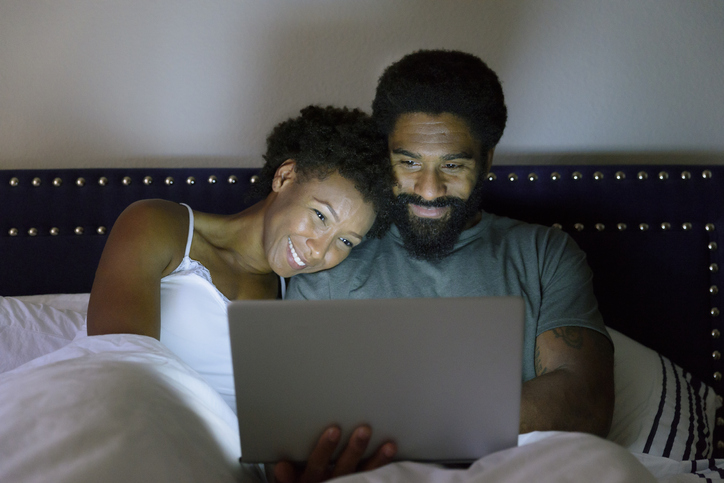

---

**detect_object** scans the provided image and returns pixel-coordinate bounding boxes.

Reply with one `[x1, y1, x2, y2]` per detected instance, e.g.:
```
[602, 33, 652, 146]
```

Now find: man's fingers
[361, 441, 397, 472]
[331, 426, 372, 477]
[299, 426, 341, 483]
[272, 461, 300, 483]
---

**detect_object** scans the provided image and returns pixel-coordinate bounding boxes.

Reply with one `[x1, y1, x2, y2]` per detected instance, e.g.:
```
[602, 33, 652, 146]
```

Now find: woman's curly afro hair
[372, 49, 507, 152]
[250, 105, 394, 238]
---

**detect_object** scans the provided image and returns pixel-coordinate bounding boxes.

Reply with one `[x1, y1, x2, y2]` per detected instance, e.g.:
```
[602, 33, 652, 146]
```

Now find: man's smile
[409, 203, 450, 219]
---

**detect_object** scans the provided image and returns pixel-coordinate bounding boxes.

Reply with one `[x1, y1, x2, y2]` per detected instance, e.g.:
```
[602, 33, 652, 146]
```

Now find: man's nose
[415, 168, 446, 200]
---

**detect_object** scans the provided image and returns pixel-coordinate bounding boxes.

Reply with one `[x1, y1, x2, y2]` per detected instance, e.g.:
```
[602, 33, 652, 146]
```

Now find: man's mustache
[395, 193, 465, 209]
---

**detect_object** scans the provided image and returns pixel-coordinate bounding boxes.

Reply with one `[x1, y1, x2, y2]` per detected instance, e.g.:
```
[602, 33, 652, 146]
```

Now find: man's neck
[464, 210, 483, 230]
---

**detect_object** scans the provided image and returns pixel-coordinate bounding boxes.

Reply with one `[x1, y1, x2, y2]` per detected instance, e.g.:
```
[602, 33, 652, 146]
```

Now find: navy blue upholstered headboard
[1, 165, 722, 449]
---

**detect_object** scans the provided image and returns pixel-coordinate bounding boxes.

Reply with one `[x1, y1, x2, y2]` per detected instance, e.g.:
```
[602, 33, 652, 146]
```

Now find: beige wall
[1, 0, 722, 169]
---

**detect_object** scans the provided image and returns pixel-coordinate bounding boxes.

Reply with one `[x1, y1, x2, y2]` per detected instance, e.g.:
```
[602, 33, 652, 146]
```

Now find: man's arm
[519, 326, 614, 437]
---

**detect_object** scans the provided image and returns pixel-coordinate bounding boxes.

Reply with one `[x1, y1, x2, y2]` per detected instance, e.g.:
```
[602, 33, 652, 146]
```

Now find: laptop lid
[228, 296, 524, 464]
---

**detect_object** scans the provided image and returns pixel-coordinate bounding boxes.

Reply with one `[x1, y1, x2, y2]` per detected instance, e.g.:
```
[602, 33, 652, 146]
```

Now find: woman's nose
[306, 233, 334, 261]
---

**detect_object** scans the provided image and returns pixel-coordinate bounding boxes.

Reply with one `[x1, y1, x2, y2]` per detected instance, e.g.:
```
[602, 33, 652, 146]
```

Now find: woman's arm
[86, 199, 189, 339]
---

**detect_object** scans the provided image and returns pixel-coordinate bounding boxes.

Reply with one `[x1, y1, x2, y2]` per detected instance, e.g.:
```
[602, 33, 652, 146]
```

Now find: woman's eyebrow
[313, 197, 339, 223]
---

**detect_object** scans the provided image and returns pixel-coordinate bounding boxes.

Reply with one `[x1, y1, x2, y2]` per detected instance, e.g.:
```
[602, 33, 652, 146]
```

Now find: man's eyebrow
[313, 197, 339, 223]
[391, 148, 421, 159]
[441, 152, 475, 161]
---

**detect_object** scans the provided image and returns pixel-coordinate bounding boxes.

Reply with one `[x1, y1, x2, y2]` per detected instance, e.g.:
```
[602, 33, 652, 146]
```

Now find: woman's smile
[287, 236, 307, 269]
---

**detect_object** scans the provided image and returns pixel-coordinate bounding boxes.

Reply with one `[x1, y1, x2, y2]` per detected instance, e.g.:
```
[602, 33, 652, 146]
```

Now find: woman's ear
[271, 159, 297, 192]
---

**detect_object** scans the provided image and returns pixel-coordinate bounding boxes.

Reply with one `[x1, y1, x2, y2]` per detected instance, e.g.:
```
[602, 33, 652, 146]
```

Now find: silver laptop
[228, 296, 524, 465]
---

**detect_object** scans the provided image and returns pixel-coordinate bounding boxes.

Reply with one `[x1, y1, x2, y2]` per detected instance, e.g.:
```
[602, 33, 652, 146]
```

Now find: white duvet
[1, 296, 722, 483]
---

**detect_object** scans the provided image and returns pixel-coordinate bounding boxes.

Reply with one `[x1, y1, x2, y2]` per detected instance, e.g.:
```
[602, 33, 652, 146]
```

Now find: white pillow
[608, 327, 720, 460]
[0, 296, 87, 373]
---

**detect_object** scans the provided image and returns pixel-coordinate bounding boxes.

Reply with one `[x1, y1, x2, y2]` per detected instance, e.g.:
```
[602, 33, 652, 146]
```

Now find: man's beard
[391, 182, 484, 262]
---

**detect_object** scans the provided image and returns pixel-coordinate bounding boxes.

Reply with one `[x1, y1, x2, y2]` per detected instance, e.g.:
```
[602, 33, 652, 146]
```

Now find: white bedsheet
[1, 295, 723, 482]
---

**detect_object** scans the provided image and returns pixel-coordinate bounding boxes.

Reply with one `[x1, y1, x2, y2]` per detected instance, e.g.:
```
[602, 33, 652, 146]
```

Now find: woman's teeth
[288, 237, 306, 267]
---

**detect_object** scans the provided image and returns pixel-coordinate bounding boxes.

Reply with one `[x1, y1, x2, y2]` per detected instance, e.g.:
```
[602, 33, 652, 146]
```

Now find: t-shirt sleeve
[536, 230, 609, 341]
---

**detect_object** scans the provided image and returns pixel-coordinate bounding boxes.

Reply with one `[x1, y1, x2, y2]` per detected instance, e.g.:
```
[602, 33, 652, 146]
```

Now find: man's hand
[272, 425, 397, 483]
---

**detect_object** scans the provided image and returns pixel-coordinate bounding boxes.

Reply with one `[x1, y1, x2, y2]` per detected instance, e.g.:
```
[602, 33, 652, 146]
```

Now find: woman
[86, 105, 397, 482]
[87, 105, 391, 393]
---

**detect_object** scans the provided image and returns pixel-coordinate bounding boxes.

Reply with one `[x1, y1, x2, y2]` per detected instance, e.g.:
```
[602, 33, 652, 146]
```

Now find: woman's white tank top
[159, 203, 284, 412]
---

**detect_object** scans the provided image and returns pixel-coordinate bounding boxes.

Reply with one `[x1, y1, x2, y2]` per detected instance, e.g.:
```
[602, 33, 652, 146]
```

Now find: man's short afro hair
[372, 49, 507, 151]
[249, 105, 394, 238]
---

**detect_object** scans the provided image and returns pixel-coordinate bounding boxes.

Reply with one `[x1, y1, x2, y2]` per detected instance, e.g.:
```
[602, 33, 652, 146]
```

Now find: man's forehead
[389, 112, 481, 156]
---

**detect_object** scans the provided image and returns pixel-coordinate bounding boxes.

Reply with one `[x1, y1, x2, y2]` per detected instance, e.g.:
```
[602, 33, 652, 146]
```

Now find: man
[289, 48, 614, 434]
[276, 49, 615, 482]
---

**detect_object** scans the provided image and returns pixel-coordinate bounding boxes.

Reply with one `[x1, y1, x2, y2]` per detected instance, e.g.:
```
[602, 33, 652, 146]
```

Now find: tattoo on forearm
[535, 345, 548, 375]
[552, 327, 584, 349]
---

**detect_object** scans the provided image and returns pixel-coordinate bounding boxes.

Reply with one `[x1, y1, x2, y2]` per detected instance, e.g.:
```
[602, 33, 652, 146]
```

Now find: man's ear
[271, 159, 297, 192]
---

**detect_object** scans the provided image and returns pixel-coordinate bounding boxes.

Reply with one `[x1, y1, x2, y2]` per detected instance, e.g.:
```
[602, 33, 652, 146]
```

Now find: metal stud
[574, 223, 584, 232]
[122, 176, 132, 186]
[75, 177, 86, 187]
[50, 227, 59, 236]
[486, 173, 497, 181]
[719, 440, 724, 450]
[710, 242, 718, 251]
[711, 263, 720, 273]
[714, 372, 722, 382]
[143, 176, 153, 185]
[617, 223, 627, 231]
[681, 171, 691, 180]
[8, 228, 18, 237]
[9, 177, 19, 187]
[595, 223, 605, 232]
[508, 173, 518, 182]
[682, 222, 693, 231]
[97, 226, 107, 235]
[713, 329, 721, 339]
[712, 286, 719, 295]
[703, 170, 713, 179]
[28, 228, 38, 237]
[208, 175, 218, 184]
[718, 417, 724, 427]
[550, 172, 561, 181]
[186, 176, 196, 185]
[615, 171, 626, 180]
[552, 223, 563, 230]
[593, 171, 604, 181]
[98, 177, 108, 186]
[713, 308, 721, 317]
[528, 173, 538, 182]
[639, 223, 649, 231]
[661, 222, 671, 231]
[228, 175, 238, 184]
[714, 351, 722, 361]
[165, 177, 174, 186]
[74, 226, 84, 235]
[52, 177, 62, 187]
[572, 171, 583, 180]
[658, 171, 669, 180]
[637, 171, 648, 180]
[706, 223, 716, 232]
[32, 177, 42, 187]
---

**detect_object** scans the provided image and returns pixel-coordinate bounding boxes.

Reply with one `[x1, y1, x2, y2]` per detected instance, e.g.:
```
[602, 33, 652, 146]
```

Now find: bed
[1, 165, 723, 482]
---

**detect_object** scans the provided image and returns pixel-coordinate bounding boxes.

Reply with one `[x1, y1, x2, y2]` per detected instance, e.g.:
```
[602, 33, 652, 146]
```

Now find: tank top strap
[179, 203, 194, 258]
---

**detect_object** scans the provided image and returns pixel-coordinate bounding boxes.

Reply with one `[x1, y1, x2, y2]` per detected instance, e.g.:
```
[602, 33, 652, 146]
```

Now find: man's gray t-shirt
[286, 211, 608, 382]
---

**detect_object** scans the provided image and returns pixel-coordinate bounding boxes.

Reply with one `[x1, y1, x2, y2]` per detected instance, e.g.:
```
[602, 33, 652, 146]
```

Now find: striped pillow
[607, 328, 720, 460]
